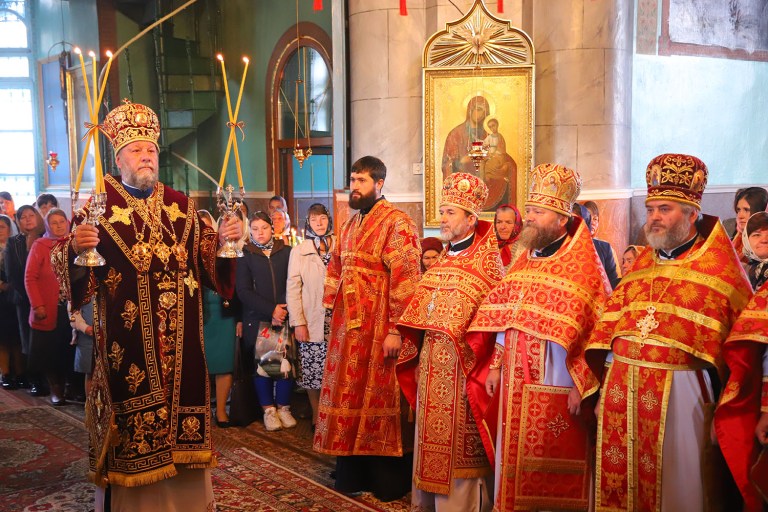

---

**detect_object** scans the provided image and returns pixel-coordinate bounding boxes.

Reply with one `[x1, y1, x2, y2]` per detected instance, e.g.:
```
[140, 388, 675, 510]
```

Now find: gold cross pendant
[637, 305, 659, 340]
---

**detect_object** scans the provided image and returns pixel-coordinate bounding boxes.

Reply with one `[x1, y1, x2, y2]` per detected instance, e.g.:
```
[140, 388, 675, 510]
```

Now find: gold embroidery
[179, 416, 203, 441]
[158, 291, 177, 310]
[162, 202, 185, 222]
[609, 384, 625, 404]
[545, 413, 570, 437]
[108, 205, 133, 225]
[640, 389, 659, 411]
[155, 273, 175, 290]
[183, 273, 198, 297]
[121, 300, 138, 330]
[606, 445, 625, 465]
[108, 341, 125, 371]
[126, 363, 146, 394]
[104, 268, 122, 298]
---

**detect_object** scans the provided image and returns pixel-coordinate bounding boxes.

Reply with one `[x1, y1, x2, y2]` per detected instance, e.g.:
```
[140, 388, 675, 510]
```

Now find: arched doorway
[266, 23, 332, 224]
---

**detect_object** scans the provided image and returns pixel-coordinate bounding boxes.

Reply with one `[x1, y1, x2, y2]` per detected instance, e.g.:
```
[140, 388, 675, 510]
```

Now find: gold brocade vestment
[396, 220, 503, 495]
[313, 199, 421, 456]
[467, 217, 611, 511]
[52, 175, 234, 487]
[585, 216, 751, 512]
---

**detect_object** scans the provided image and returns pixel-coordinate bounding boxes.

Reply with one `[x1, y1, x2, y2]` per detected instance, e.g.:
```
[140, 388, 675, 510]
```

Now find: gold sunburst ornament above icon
[424, 0, 532, 68]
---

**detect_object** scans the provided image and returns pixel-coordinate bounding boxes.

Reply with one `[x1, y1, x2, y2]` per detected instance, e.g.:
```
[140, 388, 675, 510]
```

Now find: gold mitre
[441, 172, 489, 216]
[526, 163, 582, 216]
[101, 99, 160, 153]
[645, 153, 707, 209]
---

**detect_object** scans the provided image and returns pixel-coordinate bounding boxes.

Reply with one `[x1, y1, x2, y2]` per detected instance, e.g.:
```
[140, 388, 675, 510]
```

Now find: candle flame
[106, 50, 113, 58]
[243, 56, 249, 63]
[217, 54, 224, 61]
[88, 50, 96, 58]
[74, 47, 82, 55]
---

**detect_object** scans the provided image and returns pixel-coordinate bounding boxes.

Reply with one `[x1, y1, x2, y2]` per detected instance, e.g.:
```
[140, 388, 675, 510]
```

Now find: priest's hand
[486, 369, 500, 397]
[567, 386, 582, 415]
[294, 325, 310, 342]
[73, 224, 100, 254]
[383, 334, 402, 359]
[756, 412, 768, 446]
[218, 215, 243, 245]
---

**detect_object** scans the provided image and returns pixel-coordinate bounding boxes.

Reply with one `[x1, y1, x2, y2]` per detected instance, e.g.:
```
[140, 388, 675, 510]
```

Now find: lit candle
[89, 51, 104, 194]
[217, 54, 233, 188]
[96, 50, 113, 108]
[232, 56, 249, 189]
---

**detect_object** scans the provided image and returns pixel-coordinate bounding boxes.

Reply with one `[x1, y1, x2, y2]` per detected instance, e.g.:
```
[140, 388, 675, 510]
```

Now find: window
[0, 1, 36, 207]
[278, 47, 332, 140]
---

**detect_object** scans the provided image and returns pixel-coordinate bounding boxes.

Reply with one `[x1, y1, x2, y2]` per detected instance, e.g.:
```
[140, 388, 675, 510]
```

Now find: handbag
[228, 337, 261, 427]
[254, 322, 297, 380]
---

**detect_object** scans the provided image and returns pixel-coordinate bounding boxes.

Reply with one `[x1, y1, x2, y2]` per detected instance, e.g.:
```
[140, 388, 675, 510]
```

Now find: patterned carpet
[0, 388, 410, 511]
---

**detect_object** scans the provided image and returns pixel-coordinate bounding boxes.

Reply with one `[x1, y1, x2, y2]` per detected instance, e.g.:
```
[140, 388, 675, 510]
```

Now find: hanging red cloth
[400, 0, 407, 15]
[313, 0, 322, 10]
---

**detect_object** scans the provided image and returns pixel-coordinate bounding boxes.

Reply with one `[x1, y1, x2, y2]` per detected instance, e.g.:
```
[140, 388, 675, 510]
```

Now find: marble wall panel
[349, 9, 389, 101]
[535, 124, 578, 168]
[532, 0, 583, 52]
[604, 49, 633, 126]
[349, 0, 407, 15]
[388, 7, 426, 99]
[583, 0, 633, 51]
[536, 49, 605, 126]
[350, 96, 423, 191]
[577, 124, 630, 189]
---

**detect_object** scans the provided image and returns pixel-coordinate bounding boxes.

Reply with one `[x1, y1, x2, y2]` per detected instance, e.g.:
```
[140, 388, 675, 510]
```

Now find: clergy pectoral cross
[637, 305, 659, 340]
[426, 289, 438, 318]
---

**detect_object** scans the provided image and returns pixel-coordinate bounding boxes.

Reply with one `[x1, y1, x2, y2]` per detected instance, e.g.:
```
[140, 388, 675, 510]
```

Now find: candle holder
[46, 151, 60, 172]
[467, 140, 489, 169]
[216, 184, 244, 258]
[293, 145, 312, 168]
[74, 190, 107, 267]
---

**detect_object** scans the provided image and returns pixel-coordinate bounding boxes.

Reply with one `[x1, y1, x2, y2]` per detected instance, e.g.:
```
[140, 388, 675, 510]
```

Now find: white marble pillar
[530, 0, 634, 252]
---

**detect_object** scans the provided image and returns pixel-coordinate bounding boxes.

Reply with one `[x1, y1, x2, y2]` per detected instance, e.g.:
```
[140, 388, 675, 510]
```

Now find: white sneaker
[263, 407, 282, 431]
[277, 406, 297, 428]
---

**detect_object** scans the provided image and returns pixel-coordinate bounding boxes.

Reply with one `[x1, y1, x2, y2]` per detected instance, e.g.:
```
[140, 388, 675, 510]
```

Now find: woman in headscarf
[732, 187, 768, 262]
[200, 209, 242, 427]
[494, 203, 522, 269]
[237, 211, 295, 431]
[0, 214, 23, 389]
[25, 208, 73, 405]
[420, 237, 444, 272]
[4, 205, 45, 393]
[286, 203, 336, 430]
[742, 211, 768, 290]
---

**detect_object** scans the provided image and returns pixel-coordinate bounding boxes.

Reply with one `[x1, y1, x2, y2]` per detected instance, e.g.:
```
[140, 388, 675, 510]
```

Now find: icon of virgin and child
[441, 95, 517, 210]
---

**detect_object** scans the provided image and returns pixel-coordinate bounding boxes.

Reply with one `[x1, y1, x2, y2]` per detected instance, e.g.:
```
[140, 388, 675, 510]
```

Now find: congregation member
[732, 187, 768, 261]
[69, 301, 95, 395]
[584, 200, 621, 270]
[26, 208, 73, 406]
[397, 173, 502, 511]
[314, 156, 421, 502]
[419, 236, 443, 271]
[287, 203, 336, 430]
[0, 191, 17, 232]
[237, 210, 295, 431]
[4, 205, 45, 394]
[717, 210, 768, 505]
[573, 203, 620, 288]
[0, 214, 23, 389]
[200, 209, 242, 428]
[494, 203, 522, 270]
[271, 208, 294, 246]
[585, 153, 752, 512]
[268, 195, 287, 215]
[55, 100, 241, 511]
[620, 244, 643, 276]
[740, 212, 768, 290]
[35, 193, 59, 217]
[467, 163, 612, 511]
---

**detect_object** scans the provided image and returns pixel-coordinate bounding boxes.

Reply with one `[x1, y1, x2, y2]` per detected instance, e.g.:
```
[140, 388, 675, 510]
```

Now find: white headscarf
[742, 211, 768, 267]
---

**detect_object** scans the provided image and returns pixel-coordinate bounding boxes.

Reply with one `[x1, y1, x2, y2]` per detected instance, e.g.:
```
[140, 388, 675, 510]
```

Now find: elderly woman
[271, 208, 294, 246]
[237, 211, 295, 431]
[0, 214, 23, 389]
[742, 212, 768, 290]
[199, 209, 242, 427]
[25, 208, 72, 405]
[286, 203, 335, 429]
[494, 203, 522, 268]
[420, 237, 443, 272]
